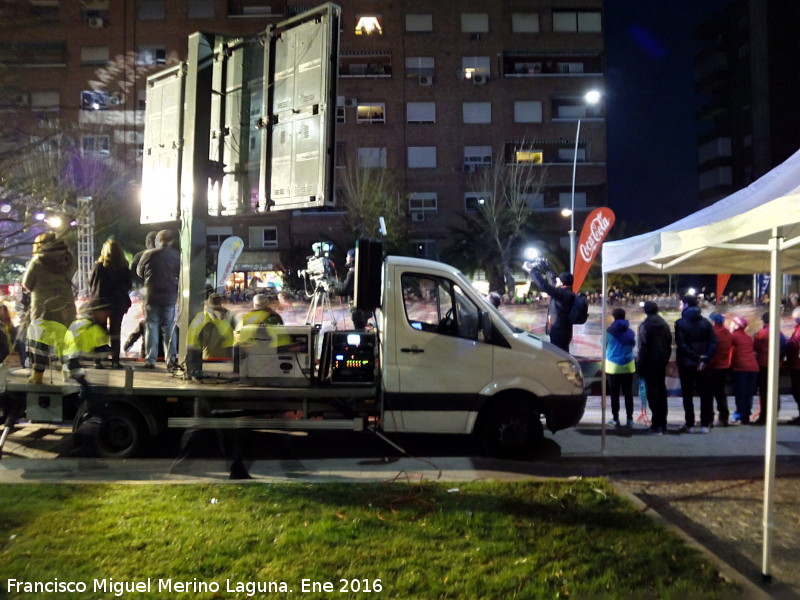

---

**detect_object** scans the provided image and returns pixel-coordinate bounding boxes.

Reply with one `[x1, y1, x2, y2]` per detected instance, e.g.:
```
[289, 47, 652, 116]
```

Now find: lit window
[516, 151, 543, 164]
[356, 103, 385, 124]
[355, 15, 382, 35]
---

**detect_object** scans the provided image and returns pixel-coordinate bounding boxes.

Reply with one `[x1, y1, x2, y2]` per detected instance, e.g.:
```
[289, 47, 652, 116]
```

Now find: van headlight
[558, 360, 584, 388]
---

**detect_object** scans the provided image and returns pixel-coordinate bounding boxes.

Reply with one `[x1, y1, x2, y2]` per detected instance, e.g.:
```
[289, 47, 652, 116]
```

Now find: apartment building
[0, 0, 606, 280]
[694, 0, 800, 206]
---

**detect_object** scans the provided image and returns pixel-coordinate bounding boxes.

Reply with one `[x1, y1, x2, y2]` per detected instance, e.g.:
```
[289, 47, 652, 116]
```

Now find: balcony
[0, 41, 67, 67]
[339, 51, 392, 78]
[502, 50, 603, 78]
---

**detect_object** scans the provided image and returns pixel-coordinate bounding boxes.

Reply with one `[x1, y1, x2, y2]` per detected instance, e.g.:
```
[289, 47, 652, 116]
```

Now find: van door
[388, 272, 493, 433]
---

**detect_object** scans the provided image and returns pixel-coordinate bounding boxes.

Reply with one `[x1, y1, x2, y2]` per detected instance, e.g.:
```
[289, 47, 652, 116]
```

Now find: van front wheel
[477, 403, 543, 459]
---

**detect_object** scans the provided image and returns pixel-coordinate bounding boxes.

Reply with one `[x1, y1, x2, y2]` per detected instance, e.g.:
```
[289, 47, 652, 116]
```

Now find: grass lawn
[0, 478, 739, 599]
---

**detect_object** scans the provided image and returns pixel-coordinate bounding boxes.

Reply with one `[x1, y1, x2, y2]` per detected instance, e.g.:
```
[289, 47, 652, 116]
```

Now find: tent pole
[761, 227, 783, 582]
[601, 272, 608, 453]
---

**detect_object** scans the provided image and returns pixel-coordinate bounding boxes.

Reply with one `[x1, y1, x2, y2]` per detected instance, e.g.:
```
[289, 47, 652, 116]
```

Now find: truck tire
[476, 402, 544, 459]
[92, 405, 149, 459]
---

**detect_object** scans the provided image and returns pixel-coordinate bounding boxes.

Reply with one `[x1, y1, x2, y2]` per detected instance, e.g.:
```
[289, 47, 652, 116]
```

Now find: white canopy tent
[601, 147, 800, 582]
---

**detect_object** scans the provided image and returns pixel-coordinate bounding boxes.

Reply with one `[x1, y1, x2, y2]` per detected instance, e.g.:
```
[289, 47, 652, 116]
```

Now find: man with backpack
[524, 261, 576, 353]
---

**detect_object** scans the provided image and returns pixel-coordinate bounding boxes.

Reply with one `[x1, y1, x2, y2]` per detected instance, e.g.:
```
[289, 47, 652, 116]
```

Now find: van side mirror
[478, 310, 493, 342]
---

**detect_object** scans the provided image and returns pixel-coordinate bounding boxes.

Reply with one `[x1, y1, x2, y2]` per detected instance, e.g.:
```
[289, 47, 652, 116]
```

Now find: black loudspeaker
[354, 238, 382, 311]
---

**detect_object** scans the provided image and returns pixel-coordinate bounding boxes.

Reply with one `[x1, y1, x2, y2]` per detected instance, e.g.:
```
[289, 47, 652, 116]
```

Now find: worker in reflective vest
[187, 294, 237, 361]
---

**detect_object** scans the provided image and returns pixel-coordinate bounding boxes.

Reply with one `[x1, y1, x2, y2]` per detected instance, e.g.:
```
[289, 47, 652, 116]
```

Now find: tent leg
[762, 228, 783, 580]
[601, 272, 607, 453]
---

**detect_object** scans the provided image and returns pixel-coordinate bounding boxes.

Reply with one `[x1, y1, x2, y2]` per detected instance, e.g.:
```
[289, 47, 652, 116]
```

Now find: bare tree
[444, 148, 548, 297]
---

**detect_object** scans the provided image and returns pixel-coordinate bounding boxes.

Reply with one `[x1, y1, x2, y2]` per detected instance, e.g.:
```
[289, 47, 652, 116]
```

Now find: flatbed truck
[0, 255, 586, 459]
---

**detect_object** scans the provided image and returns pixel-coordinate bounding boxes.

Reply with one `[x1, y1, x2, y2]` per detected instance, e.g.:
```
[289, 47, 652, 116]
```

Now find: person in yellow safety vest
[236, 293, 284, 347]
[25, 318, 68, 383]
[63, 301, 112, 396]
[186, 294, 237, 360]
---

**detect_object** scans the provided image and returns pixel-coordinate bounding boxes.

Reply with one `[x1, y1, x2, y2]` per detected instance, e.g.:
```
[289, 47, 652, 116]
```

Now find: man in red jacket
[730, 317, 759, 425]
[785, 306, 800, 425]
[753, 311, 787, 425]
[707, 312, 732, 426]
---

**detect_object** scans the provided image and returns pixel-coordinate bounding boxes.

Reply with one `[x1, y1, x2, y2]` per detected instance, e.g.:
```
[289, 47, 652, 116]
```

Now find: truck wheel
[477, 403, 543, 459]
[92, 406, 149, 459]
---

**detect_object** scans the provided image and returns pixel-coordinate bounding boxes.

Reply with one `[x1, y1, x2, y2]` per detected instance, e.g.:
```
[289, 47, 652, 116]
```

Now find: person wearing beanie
[525, 265, 576, 353]
[785, 306, 800, 424]
[729, 316, 759, 424]
[707, 313, 732, 426]
[605, 308, 636, 427]
[637, 301, 673, 434]
[752, 310, 787, 425]
[674, 295, 717, 433]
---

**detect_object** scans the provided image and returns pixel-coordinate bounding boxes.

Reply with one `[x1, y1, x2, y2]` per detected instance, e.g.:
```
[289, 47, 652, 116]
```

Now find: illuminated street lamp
[567, 90, 601, 273]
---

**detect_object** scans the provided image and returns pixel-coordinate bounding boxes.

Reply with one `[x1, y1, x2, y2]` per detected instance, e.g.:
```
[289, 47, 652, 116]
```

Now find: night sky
[604, 0, 732, 231]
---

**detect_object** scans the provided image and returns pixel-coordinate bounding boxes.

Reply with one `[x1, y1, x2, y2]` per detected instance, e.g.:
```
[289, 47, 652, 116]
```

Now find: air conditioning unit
[410, 211, 425, 222]
[469, 33, 482, 41]
[418, 75, 433, 86]
[344, 98, 358, 108]
[11, 93, 29, 107]
[461, 163, 476, 173]
[88, 17, 105, 28]
[472, 74, 487, 85]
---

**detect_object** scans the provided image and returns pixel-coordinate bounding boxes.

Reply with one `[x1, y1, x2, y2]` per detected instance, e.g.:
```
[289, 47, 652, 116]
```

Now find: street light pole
[569, 118, 581, 274]
[566, 89, 601, 274]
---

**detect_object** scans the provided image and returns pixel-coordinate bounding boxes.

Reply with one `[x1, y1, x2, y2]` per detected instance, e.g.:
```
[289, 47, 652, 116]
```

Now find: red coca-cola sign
[573, 207, 615, 292]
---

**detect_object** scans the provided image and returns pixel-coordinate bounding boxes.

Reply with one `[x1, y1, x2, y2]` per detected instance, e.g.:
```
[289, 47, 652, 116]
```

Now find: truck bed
[4, 363, 375, 400]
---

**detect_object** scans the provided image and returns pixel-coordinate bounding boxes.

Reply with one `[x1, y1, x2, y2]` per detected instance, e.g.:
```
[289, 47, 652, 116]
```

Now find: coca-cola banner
[573, 207, 615, 292]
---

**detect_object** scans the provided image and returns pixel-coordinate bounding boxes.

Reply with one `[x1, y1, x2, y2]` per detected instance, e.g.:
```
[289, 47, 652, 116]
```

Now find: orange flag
[716, 274, 731, 303]
[573, 207, 615, 292]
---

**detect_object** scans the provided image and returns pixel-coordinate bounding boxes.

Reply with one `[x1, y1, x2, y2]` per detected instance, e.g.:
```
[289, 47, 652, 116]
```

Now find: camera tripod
[305, 282, 338, 329]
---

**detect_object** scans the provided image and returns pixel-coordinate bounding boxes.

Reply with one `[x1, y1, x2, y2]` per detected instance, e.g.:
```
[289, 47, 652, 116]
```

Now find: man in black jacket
[525, 263, 575, 353]
[637, 301, 673, 434]
[137, 229, 180, 369]
[674, 295, 717, 433]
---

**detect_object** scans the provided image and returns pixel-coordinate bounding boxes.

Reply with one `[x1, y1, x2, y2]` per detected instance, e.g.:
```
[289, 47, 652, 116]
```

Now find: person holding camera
[523, 259, 575, 353]
[332, 248, 369, 329]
